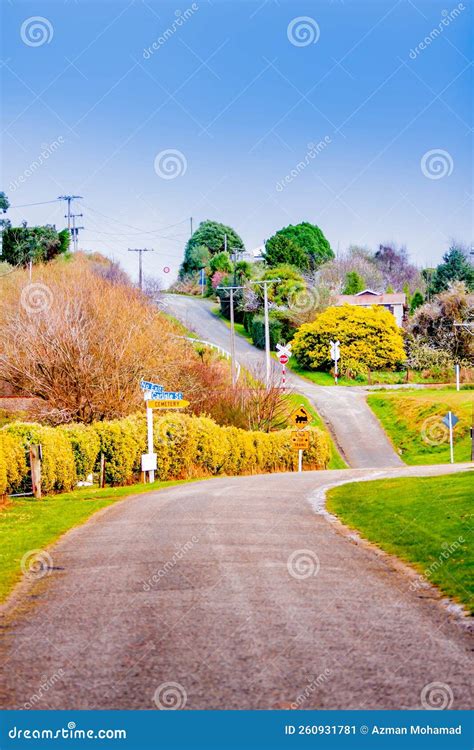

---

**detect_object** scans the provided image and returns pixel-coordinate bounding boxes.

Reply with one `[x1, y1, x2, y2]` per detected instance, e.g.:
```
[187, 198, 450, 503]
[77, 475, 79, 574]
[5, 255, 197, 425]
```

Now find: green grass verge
[211, 306, 254, 344]
[367, 389, 473, 464]
[0, 480, 192, 603]
[286, 358, 460, 387]
[327, 472, 473, 613]
[284, 394, 347, 470]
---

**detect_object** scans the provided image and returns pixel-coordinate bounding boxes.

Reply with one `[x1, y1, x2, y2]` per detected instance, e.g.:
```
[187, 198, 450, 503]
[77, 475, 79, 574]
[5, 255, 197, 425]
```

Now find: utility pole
[250, 279, 280, 389]
[68, 213, 84, 252]
[216, 283, 244, 387]
[128, 248, 154, 291]
[58, 195, 83, 233]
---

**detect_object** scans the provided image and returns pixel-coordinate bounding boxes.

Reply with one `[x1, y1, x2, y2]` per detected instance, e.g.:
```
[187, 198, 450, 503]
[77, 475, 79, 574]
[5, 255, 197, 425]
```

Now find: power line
[8, 199, 62, 209]
[58, 195, 83, 232]
[78, 202, 189, 235]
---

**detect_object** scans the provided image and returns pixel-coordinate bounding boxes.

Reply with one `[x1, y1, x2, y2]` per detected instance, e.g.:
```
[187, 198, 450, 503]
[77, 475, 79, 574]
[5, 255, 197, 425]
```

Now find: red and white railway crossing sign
[276, 343, 292, 389]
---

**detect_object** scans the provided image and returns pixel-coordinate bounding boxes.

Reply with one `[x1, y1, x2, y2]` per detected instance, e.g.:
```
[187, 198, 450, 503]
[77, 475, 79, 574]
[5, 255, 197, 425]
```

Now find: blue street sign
[159, 391, 183, 400]
[442, 411, 459, 428]
[140, 380, 164, 396]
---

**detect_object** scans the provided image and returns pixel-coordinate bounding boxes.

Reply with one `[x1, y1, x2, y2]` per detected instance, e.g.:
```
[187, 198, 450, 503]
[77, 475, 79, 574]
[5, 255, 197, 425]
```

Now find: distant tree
[409, 290, 424, 314]
[187, 243, 210, 270]
[342, 271, 365, 295]
[180, 220, 244, 276]
[263, 234, 309, 270]
[386, 284, 395, 293]
[1, 223, 69, 266]
[374, 243, 423, 293]
[429, 245, 474, 294]
[264, 222, 333, 271]
[0, 191, 9, 214]
[319, 246, 383, 292]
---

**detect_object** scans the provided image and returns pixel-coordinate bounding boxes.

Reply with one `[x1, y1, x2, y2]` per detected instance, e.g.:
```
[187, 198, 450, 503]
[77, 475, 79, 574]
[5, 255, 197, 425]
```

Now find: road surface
[1, 465, 472, 710]
[164, 295, 403, 469]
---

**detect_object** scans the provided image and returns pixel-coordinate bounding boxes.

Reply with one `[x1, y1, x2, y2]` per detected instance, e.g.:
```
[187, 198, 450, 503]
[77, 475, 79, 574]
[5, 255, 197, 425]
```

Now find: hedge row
[0, 413, 330, 495]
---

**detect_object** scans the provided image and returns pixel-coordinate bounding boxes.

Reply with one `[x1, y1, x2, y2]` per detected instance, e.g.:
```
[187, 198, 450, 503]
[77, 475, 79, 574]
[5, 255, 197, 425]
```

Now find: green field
[327, 472, 473, 613]
[0, 480, 191, 603]
[368, 388, 473, 464]
[287, 358, 458, 387]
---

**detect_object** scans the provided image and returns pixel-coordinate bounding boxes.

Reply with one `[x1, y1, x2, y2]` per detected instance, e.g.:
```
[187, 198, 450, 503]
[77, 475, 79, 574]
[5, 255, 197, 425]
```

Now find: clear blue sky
[1, 0, 472, 281]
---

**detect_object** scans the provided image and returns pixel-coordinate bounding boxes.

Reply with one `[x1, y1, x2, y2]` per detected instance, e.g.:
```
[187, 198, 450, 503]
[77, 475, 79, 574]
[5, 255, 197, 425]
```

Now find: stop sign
[279, 354, 289, 365]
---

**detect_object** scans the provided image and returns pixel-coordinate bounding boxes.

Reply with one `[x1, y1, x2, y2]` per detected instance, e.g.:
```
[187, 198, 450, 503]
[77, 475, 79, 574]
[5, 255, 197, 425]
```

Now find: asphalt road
[1, 465, 472, 710]
[163, 295, 403, 469]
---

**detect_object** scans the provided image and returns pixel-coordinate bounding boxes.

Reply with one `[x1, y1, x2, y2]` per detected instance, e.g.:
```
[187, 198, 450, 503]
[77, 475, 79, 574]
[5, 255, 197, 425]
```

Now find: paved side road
[163, 295, 402, 469]
[1, 465, 472, 710]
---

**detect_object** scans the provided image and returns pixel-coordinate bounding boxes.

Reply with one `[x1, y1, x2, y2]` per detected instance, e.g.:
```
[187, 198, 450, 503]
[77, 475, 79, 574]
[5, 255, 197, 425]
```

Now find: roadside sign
[291, 431, 310, 450]
[290, 405, 311, 429]
[140, 380, 164, 399]
[442, 412, 459, 428]
[279, 353, 289, 365]
[141, 453, 157, 472]
[148, 399, 190, 409]
[276, 342, 292, 359]
[329, 340, 340, 362]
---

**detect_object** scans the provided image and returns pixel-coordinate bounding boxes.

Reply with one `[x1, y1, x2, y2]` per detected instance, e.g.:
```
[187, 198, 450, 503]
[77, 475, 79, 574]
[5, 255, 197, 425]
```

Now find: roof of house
[335, 289, 406, 305]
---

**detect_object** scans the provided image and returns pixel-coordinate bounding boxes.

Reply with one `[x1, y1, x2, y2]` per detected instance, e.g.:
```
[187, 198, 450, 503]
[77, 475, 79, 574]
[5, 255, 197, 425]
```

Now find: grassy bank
[0, 480, 191, 602]
[368, 389, 473, 464]
[327, 472, 473, 613]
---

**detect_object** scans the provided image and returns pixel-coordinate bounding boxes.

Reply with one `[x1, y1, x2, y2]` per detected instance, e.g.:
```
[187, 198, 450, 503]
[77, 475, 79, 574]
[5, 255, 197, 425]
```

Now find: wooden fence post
[99, 453, 106, 488]
[29, 444, 42, 499]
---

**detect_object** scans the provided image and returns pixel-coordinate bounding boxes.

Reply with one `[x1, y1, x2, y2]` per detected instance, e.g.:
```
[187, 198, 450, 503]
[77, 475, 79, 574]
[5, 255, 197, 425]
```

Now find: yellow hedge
[292, 304, 406, 371]
[0, 413, 330, 494]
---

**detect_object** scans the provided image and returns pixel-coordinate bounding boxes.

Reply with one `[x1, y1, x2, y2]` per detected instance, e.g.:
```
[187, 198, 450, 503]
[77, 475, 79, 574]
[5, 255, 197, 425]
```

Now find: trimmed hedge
[0, 413, 330, 494]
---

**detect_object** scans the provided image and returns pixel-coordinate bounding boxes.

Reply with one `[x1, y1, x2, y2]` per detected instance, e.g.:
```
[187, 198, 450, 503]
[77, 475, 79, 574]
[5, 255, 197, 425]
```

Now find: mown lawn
[368, 388, 473, 464]
[284, 394, 347, 470]
[0, 480, 191, 603]
[327, 472, 473, 613]
[287, 358, 458, 387]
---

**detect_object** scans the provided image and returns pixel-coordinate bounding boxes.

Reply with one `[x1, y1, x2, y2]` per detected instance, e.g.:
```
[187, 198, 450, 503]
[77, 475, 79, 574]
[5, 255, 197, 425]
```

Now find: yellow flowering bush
[292, 304, 406, 371]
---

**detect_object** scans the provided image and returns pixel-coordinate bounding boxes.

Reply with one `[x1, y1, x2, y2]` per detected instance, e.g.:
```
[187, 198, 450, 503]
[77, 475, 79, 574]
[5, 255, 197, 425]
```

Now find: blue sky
[1, 0, 472, 281]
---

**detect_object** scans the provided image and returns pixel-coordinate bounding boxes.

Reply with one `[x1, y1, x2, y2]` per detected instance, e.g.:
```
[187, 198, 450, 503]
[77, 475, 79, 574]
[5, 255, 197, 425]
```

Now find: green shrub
[0, 431, 28, 494]
[93, 417, 146, 485]
[251, 314, 283, 350]
[63, 424, 101, 480]
[2, 423, 76, 493]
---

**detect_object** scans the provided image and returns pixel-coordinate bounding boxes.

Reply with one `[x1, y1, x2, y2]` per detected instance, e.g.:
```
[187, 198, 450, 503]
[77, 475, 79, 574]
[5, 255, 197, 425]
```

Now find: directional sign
[147, 399, 190, 409]
[442, 411, 459, 428]
[290, 405, 311, 429]
[291, 431, 310, 450]
[276, 342, 292, 359]
[329, 340, 340, 362]
[140, 379, 163, 392]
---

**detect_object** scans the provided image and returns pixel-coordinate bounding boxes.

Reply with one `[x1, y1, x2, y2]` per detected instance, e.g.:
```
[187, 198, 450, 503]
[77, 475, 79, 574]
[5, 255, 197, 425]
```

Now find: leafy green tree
[386, 284, 395, 293]
[342, 271, 365, 294]
[186, 243, 210, 270]
[1, 224, 69, 266]
[409, 290, 424, 314]
[0, 191, 9, 214]
[263, 234, 309, 270]
[264, 222, 333, 271]
[180, 220, 244, 276]
[430, 246, 474, 294]
[261, 264, 305, 307]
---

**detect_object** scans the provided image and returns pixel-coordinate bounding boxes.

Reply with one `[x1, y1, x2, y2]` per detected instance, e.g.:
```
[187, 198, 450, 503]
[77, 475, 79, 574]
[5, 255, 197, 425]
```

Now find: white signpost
[442, 411, 459, 464]
[140, 380, 162, 482]
[329, 340, 341, 385]
[276, 343, 292, 389]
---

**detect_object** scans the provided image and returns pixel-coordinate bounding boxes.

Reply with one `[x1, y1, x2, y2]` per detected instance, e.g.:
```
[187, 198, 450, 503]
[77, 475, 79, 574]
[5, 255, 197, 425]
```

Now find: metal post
[263, 282, 270, 389]
[449, 411, 454, 464]
[229, 288, 236, 386]
[147, 404, 155, 482]
[455, 364, 460, 391]
[298, 449, 303, 473]
[334, 356, 338, 385]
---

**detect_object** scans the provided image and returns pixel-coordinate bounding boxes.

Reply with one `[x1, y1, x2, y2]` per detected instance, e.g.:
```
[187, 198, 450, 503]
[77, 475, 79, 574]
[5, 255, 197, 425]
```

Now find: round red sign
[279, 354, 289, 365]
